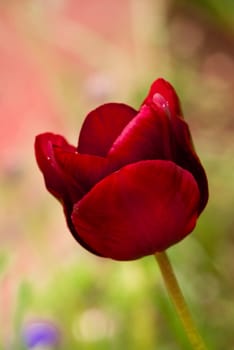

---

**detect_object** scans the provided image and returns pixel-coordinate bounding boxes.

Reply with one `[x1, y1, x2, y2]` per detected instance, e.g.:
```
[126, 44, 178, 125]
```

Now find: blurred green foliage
[185, 0, 234, 30]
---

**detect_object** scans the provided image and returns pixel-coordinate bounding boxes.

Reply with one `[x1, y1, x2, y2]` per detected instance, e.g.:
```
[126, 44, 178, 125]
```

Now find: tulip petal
[142, 79, 208, 213]
[53, 148, 109, 191]
[35, 133, 80, 202]
[78, 103, 137, 156]
[107, 104, 174, 167]
[151, 91, 208, 213]
[172, 119, 208, 213]
[72, 160, 200, 261]
[143, 78, 182, 117]
[35, 133, 102, 256]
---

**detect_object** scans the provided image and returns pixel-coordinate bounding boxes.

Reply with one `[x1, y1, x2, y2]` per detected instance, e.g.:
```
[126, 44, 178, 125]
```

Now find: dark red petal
[143, 78, 182, 117]
[107, 104, 174, 168]
[35, 133, 79, 201]
[78, 103, 137, 156]
[143, 82, 208, 213]
[172, 118, 209, 213]
[53, 148, 109, 191]
[71, 160, 200, 261]
[35, 133, 102, 256]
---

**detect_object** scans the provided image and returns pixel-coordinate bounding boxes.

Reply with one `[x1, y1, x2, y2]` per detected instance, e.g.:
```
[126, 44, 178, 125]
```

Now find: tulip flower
[35, 78, 208, 261]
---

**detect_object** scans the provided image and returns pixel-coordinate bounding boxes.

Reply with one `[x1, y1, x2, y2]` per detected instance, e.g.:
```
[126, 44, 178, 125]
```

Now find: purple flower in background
[22, 321, 60, 349]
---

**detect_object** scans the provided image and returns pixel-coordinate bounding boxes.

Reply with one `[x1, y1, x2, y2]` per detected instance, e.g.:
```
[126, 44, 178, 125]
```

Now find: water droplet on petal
[152, 93, 167, 108]
[152, 93, 171, 118]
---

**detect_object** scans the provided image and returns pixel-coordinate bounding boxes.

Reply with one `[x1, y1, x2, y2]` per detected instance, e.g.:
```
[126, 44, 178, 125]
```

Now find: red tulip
[35, 78, 208, 260]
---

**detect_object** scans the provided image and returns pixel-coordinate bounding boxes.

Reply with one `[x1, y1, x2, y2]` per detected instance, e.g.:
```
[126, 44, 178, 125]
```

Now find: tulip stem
[155, 251, 207, 350]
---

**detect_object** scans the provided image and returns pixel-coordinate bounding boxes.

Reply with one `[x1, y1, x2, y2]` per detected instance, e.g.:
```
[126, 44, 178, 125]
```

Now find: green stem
[155, 251, 208, 350]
